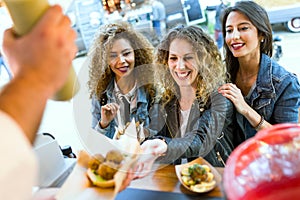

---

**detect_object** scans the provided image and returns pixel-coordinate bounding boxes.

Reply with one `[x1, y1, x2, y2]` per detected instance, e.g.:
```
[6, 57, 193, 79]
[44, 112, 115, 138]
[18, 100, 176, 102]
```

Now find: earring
[261, 39, 264, 42]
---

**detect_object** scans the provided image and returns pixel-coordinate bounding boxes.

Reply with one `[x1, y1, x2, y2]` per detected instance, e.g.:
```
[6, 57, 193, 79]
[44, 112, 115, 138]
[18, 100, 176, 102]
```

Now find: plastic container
[223, 123, 300, 200]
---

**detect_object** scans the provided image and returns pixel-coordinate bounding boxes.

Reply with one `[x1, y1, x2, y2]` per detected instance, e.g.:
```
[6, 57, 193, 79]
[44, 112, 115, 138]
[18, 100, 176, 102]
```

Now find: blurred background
[0, 0, 299, 154]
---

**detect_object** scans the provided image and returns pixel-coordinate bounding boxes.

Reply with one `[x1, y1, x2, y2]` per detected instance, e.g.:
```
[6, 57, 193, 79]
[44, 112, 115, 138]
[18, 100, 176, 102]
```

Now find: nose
[176, 58, 185, 70]
[118, 55, 126, 63]
[232, 29, 240, 40]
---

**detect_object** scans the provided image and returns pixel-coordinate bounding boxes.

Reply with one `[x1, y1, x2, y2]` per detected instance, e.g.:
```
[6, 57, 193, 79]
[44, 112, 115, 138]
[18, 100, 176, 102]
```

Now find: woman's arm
[0, 6, 77, 143]
[272, 76, 300, 123]
[158, 92, 235, 163]
[218, 83, 272, 131]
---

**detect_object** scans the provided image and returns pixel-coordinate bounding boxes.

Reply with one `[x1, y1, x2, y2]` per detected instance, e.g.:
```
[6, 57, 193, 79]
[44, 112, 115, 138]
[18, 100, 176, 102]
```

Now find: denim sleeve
[272, 74, 300, 123]
[161, 92, 234, 163]
[91, 96, 110, 135]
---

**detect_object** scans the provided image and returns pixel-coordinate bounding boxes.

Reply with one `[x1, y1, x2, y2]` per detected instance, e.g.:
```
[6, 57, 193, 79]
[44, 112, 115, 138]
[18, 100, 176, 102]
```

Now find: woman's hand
[100, 103, 119, 128]
[218, 83, 250, 115]
[218, 83, 272, 131]
[117, 167, 135, 192]
[134, 139, 167, 178]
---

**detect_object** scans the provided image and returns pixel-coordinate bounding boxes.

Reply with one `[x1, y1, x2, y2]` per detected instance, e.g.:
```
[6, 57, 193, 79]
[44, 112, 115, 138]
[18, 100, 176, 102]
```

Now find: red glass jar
[223, 123, 300, 200]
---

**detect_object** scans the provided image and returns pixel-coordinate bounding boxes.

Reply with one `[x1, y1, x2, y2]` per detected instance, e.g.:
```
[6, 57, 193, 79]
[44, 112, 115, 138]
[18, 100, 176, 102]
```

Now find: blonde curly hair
[154, 25, 227, 105]
[87, 22, 154, 99]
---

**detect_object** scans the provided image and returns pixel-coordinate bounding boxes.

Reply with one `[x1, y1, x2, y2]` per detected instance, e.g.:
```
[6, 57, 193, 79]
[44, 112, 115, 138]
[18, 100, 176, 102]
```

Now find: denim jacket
[150, 91, 240, 167]
[238, 54, 300, 139]
[91, 80, 154, 139]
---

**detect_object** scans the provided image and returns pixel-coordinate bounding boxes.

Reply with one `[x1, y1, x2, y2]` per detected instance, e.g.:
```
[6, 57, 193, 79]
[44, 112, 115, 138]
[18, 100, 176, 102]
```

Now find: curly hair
[154, 25, 227, 106]
[87, 22, 154, 99]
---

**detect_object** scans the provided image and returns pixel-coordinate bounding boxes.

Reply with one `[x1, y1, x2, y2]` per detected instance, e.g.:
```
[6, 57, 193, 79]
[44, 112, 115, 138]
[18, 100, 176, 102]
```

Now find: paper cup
[3, 0, 79, 101]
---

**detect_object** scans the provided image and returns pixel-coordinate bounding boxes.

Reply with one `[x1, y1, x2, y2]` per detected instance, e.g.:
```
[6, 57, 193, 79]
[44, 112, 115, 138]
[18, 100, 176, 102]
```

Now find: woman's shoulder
[209, 90, 234, 109]
[210, 89, 231, 101]
[261, 55, 299, 84]
[267, 60, 300, 94]
[270, 59, 298, 80]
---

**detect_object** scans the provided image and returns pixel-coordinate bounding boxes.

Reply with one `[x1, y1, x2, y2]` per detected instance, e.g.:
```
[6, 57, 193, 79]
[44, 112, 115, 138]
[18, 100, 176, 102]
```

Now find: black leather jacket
[149, 91, 240, 167]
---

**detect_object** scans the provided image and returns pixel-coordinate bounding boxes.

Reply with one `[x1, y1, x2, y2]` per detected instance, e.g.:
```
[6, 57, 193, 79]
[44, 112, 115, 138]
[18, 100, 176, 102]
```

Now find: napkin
[56, 119, 142, 200]
[113, 118, 145, 144]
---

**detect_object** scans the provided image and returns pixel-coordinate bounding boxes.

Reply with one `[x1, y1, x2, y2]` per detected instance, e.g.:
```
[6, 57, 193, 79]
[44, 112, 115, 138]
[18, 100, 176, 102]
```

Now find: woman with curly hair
[140, 25, 240, 167]
[88, 22, 155, 140]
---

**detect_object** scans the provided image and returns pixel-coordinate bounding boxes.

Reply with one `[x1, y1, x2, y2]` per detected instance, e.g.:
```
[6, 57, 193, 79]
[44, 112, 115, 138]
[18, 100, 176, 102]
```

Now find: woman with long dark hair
[218, 1, 300, 139]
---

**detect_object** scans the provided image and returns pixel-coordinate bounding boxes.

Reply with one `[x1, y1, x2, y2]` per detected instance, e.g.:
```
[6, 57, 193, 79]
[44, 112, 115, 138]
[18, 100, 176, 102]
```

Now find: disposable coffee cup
[3, 0, 80, 101]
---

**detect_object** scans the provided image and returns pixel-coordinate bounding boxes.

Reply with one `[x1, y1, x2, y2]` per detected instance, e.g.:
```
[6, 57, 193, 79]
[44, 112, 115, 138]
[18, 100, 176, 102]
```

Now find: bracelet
[254, 115, 265, 131]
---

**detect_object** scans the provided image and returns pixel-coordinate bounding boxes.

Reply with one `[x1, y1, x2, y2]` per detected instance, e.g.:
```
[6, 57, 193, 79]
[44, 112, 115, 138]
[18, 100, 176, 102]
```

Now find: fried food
[88, 154, 105, 170]
[97, 161, 119, 180]
[82, 150, 125, 188]
[105, 150, 124, 164]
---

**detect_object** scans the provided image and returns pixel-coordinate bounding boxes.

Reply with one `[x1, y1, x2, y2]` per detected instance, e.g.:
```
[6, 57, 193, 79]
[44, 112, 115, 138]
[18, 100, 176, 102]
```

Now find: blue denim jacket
[91, 80, 153, 139]
[237, 54, 300, 139]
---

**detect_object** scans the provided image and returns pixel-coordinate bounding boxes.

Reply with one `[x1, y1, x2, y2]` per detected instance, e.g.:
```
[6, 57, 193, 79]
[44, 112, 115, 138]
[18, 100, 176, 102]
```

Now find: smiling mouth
[176, 71, 191, 80]
[231, 43, 244, 50]
[118, 66, 129, 73]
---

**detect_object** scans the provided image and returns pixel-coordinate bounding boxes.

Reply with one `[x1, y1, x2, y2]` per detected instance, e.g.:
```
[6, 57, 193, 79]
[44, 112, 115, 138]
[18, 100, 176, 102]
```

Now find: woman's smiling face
[168, 38, 198, 89]
[225, 11, 262, 59]
[108, 38, 135, 81]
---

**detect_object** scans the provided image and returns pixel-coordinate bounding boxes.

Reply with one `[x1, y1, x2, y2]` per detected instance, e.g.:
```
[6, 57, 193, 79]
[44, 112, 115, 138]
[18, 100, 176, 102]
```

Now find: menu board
[75, 0, 105, 51]
[182, 0, 206, 26]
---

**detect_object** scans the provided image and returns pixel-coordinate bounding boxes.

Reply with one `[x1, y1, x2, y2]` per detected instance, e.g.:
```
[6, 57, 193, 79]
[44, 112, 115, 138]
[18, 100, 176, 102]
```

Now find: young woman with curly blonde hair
[87, 22, 155, 140]
[140, 25, 241, 167]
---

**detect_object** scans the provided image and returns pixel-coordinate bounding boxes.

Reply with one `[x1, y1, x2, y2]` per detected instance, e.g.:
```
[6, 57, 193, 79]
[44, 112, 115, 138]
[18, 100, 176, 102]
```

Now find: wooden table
[129, 164, 225, 197]
[33, 164, 225, 199]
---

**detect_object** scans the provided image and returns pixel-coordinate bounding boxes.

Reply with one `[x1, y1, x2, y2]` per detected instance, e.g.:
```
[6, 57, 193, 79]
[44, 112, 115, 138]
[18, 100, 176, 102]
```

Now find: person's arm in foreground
[0, 5, 77, 143]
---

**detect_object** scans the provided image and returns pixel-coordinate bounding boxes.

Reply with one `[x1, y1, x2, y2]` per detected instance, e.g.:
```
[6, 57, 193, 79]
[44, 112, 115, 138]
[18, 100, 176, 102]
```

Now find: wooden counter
[129, 164, 225, 197]
[34, 164, 225, 200]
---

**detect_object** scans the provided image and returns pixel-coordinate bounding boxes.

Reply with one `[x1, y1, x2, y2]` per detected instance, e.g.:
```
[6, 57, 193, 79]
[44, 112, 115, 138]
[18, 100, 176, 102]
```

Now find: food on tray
[180, 163, 216, 193]
[97, 161, 119, 180]
[88, 154, 105, 170]
[105, 150, 124, 164]
[79, 150, 125, 188]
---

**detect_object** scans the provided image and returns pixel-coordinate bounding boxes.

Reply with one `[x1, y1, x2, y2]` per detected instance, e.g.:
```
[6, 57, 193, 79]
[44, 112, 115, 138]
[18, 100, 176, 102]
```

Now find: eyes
[168, 55, 194, 62]
[226, 26, 249, 33]
[122, 51, 133, 57]
[109, 50, 133, 60]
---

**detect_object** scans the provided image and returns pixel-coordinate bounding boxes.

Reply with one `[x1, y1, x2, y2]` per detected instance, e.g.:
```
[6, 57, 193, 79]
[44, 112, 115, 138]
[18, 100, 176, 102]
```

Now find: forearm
[242, 104, 272, 131]
[157, 135, 199, 163]
[99, 120, 110, 128]
[0, 5, 77, 144]
[92, 113, 111, 131]
[0, 74, 51, 144]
